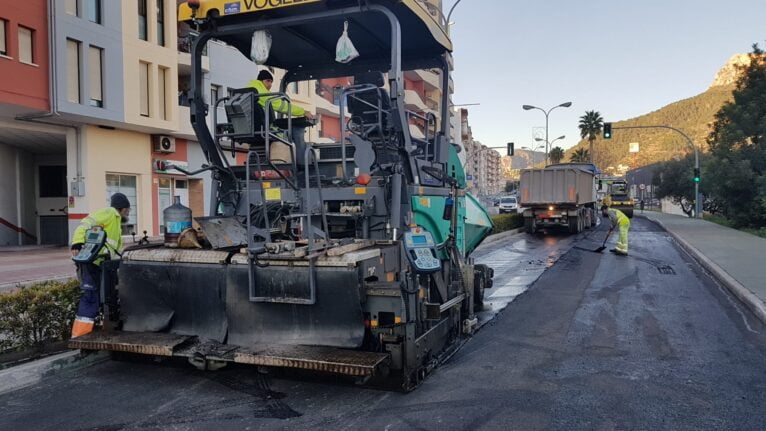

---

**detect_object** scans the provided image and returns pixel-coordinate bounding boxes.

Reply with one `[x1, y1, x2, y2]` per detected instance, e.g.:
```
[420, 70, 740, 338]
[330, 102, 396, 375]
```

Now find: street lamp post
[523, 102, 572, 165]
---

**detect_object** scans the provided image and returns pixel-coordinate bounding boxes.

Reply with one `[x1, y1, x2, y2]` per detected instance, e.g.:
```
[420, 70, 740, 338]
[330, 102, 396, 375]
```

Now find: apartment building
[0, 0, 65, 245]
[459, 108, 502, 196]
[0, 0, 460, 245]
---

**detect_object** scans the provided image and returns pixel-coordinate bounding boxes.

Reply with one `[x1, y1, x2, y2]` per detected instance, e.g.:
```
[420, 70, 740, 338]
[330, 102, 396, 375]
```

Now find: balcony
[409, 124, 425, 139]
[175, 105, 196, 140]
[177, 35, 210, 75]
[404, 69, 441, 91]
[404, 89, 429, 113]
[314, 85, 341, 116]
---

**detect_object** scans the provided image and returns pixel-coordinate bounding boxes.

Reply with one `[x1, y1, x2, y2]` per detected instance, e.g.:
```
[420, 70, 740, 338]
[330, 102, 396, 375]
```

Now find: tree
[652, 155, 705, 217]
[705, 44, 766, 227]
[549, 147, 565, 164]
[570, 148, 590, 163]
[578, 110, 604, 165]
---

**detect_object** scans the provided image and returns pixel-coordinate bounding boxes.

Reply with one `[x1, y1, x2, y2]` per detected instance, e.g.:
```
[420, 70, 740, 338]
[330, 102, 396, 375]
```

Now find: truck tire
[590, 208, 597, 227]
[568, 216, 580, 234]
[524, 217, 535, 234]
[624, 208, 634, 218]
[473, 264, 492, 311]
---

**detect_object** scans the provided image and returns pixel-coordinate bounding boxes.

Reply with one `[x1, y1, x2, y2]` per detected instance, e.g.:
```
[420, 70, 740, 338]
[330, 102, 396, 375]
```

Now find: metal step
[68, 331, 191, 356]
[69, 331, 389, 377]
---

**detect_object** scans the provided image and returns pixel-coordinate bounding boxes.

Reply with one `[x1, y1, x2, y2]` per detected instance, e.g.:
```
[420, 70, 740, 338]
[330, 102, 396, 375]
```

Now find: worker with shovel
[601, 203, 631, 256]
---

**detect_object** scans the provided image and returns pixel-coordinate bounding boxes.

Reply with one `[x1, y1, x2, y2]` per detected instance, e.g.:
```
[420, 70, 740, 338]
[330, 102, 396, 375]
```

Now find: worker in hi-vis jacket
[248, 69, 314, 120]
[602, 204, 631, 256]
[69, 193, 130, 337]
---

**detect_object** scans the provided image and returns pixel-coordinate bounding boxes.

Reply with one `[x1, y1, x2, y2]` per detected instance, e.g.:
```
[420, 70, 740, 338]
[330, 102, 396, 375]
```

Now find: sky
[446, 0, 766, 152]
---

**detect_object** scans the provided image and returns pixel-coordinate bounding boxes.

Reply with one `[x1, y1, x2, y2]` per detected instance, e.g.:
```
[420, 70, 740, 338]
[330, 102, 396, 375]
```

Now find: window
[65, 0, 78, 16]
[210, 84, 220, 107]
[88, 46, 103, 107]
[39, 166, 67, 198]
[138, 0, 147, 41]
[139, 61, 149, 116]
[66, 39, 81, 103]
[158, 66, 168, 120]
[289, 82, 299, 94]
[0, 19, 7, 56]
[18, 26, 34, 64]
[86, 0, 102, 24]
[156, 0, 165, 46]
[106, 174, 138, 235]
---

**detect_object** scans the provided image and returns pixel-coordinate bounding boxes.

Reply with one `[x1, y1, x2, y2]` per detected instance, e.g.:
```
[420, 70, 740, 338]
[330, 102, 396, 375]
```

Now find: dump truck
[519, 163, 598, 234]
[68, 0, 495, 391]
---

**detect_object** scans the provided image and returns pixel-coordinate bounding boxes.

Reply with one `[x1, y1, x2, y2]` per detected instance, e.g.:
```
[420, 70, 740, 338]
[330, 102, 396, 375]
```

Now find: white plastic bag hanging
[335, 21, 359, 64]
[251, 30, 272, 65]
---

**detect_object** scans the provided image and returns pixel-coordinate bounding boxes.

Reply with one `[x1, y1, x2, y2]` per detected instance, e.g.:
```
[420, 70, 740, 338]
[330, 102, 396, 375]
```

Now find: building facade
[0, 0, 66, 246]
[0, 0, 464, 246]
[458, 109, 502, 196]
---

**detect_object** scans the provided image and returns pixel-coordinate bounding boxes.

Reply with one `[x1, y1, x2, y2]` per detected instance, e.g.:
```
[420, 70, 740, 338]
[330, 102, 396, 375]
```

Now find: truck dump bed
[519, 167, 596, 207]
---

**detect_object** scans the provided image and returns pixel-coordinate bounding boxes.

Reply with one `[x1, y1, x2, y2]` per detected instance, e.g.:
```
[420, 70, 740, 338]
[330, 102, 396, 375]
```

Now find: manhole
[657, 265, 676, 275]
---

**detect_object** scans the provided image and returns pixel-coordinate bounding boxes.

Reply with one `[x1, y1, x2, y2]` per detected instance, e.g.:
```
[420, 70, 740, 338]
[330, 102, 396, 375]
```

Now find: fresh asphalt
[1, 218, 765, 431]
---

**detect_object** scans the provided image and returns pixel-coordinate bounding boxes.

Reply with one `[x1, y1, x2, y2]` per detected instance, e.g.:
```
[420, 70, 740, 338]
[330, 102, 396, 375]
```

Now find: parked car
[498, 196, 519, 214]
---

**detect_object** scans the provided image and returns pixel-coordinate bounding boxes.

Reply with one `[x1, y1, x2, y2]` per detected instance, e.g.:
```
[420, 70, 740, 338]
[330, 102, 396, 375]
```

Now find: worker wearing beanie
[69, 193, 131, 337]
[248, 69, 314, 119]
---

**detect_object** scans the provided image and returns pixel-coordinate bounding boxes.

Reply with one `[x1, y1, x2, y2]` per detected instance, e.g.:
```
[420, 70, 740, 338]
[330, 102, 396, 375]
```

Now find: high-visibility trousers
[616, 219, 630, 254]
[71, 263, 101, 338]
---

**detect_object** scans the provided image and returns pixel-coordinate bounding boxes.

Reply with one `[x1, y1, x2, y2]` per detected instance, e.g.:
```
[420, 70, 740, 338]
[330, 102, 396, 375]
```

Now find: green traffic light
[603, 122, 612, 139]
[694, 177, 700, 183]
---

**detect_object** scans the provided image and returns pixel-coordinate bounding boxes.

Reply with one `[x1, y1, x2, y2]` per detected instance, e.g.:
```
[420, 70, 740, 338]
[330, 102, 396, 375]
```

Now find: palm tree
[549, 147, 565, 164]
[578, 110, 604, 164]
[570, 148, 590, 163]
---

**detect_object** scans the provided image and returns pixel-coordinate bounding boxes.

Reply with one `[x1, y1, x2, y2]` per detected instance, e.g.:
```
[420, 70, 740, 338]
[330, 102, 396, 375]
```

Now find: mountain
[501, 149, 545, 179]
[565, 56, 742, 174]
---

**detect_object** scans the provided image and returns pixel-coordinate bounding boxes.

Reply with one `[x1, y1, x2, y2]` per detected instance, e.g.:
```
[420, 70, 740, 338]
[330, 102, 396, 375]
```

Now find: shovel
[593, 228, 613, 253]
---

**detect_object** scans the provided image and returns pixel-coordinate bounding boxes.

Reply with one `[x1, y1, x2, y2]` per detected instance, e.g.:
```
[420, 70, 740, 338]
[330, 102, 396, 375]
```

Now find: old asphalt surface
[1, 217, 765, 430]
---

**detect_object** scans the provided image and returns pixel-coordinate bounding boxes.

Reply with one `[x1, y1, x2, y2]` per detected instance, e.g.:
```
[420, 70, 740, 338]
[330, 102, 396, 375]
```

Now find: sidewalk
[0, 246, 75, 292]
[641, 211, 766, 323]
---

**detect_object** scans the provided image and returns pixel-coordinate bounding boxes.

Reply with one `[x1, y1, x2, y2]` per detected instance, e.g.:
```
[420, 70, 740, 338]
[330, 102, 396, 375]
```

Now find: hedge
[491, 213, 524, 233]
[0, 279, 80, 353]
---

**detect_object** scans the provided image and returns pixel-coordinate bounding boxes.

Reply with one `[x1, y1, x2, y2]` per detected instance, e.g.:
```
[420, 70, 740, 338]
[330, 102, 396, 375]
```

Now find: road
[1, 217, 765, 430]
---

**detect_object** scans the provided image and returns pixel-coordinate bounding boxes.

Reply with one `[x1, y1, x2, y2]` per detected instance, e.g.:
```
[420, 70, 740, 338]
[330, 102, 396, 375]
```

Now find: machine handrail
[339, 84, 386, 178]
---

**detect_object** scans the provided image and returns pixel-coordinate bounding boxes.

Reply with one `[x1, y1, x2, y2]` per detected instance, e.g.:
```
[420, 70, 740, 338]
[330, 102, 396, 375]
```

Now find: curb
[478, 227, 524, 248]
[641, 214, 766, 325]
[0, 276, 76, 293]
[0, 349, 109, 395]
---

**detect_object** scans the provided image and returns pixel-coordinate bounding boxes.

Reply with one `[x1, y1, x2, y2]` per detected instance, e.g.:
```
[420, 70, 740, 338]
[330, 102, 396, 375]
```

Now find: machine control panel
[403, 227, 441, 273]
[72, 227, 107, 264]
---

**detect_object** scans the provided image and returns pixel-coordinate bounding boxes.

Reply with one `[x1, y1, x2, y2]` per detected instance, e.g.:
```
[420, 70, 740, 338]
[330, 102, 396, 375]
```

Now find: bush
[0, 279, 80, 353]
[491, 213, 523, 233]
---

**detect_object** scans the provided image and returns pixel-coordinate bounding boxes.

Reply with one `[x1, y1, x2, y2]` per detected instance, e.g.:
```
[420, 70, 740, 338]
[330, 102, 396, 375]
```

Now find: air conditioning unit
[152, 135, 176, 153]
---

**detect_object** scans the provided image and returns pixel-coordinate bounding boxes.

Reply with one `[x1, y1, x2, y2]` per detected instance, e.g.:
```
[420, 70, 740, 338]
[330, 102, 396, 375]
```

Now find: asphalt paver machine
[70, 0, 494, 390]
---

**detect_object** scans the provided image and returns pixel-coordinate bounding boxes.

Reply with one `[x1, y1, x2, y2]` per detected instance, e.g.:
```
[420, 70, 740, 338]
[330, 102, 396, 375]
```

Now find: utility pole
[612, 125, 701, 219]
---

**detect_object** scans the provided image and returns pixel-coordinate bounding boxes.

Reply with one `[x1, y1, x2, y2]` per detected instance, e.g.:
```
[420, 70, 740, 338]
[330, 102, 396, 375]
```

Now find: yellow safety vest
[247, 79, 306, 117]
[71, 207, 123, 265]
[607, 208, 630, 228]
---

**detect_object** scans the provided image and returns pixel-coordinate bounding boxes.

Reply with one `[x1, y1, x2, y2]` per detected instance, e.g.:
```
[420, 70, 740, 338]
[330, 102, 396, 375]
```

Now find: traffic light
[693, 168, 700, 183]
[603, 123, 612, 139]
[507, 142, 514, 156]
